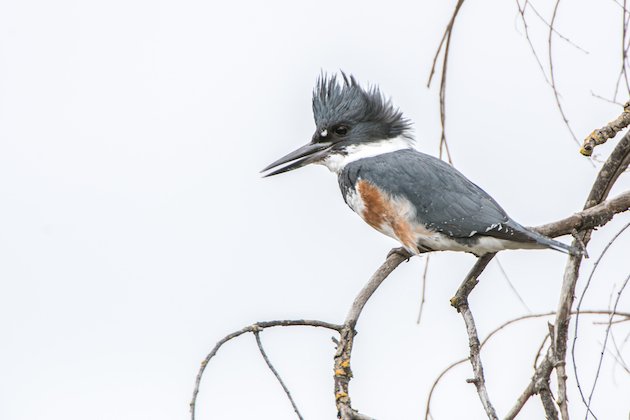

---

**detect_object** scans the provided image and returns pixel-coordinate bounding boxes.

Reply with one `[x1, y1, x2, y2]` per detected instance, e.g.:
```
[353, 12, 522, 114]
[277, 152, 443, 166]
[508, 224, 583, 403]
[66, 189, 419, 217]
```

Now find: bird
[261, 73, 578, 257]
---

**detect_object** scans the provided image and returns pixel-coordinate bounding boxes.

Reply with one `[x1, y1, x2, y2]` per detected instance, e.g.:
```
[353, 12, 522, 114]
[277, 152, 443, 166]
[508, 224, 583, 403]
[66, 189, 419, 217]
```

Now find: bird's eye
[334, 126, 348, 136]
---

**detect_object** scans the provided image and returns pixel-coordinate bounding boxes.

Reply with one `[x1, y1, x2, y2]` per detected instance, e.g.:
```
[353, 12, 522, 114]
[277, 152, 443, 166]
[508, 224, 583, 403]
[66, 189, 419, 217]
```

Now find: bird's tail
[521, 227, 581, 256]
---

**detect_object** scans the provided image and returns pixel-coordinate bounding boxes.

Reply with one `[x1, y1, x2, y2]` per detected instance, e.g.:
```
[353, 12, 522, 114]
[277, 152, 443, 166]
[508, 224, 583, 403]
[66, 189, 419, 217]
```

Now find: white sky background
[1, 0, 629, 419]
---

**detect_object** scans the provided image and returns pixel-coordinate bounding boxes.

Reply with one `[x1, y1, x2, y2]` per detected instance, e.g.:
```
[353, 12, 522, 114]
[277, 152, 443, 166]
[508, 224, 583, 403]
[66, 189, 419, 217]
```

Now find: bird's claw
[387, 247, 412, 261]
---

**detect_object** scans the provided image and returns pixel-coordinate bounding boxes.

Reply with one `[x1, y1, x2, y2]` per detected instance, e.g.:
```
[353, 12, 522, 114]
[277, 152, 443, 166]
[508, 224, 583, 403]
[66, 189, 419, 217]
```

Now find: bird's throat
[320, 136, 413, 174]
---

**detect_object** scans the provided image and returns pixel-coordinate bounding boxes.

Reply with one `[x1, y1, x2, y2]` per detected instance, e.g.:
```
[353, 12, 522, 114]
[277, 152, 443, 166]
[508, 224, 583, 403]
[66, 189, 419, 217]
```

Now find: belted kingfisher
[262, 73, 577, 257]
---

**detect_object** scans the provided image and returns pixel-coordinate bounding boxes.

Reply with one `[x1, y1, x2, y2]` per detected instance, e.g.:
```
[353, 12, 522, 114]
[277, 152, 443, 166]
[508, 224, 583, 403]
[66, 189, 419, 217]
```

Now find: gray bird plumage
[263, 72, 578, 257]
[338, 149, 575, 255]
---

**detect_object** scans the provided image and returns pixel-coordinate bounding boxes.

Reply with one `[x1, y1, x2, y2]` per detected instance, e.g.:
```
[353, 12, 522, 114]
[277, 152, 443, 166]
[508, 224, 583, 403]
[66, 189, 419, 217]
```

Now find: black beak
[261, 142, 332, 177]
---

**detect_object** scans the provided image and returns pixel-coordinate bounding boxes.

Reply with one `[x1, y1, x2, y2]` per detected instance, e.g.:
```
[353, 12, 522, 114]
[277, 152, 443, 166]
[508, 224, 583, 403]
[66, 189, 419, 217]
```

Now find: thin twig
[253, 330, 305, 420]
[190, 320, 342, 420]
[524, 1, 589, 54]
[623, 0, 630, 99]
[590, 91, 625, 107]
[425, 357, 467, 420]
[427, 0, 466, 165]
[585, 273, 630, 419]
[547, 0, 582, 149]
[608, 331, 630, 375]
[572, 221, 630, 417]
[495, 256, 532, 313]
[417, 254, 431, 324]
[533, 333, 551, 371]
[514, 0, 552, 86]
[613, 0, 630, 102]
[593, 317, 630, 325]
[427, 0, 465, 87]
[508, 343, 556, 420]
[611, 0, 630, 16]
[450, 253, 499, 420]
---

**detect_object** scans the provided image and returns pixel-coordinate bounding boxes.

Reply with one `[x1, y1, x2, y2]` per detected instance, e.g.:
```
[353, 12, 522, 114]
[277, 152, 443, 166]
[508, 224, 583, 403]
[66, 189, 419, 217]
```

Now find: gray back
[338, 149, 532, 242]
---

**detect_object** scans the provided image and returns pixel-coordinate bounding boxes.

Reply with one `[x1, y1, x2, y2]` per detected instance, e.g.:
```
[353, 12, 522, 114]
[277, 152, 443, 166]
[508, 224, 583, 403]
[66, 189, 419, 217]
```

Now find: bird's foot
[387, 247, 412, 261]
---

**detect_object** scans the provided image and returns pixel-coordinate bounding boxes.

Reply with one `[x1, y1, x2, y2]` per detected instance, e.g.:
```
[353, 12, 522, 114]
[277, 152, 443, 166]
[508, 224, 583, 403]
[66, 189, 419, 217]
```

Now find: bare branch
[534, 191, 630, 239]
[495, 256, 532, 313]
[335, 247, 412, 420]
[548, 0, 582, 149]
[523, 1, 589, 54]
[190, 319, 342, 420]
[533, 333, 551, 372]
[427, 0, 466, 87]
[450, 254, 499, 420]
[590, 91, 625, 107]
[514, 0, 553, 86]
[417, 254, 431, 324]
[427, 0, 466, 165]
[580, 101, 630, 156]
[425, 357, 467, 420]
[608, 330, 630, 375]
[253, 330, 304, 420]
[345, 249, 412, 331]
[537, 358, 560, 420]
[450, 254, 496, 309]
[504, 361, 539, 419]
[505, 325, 560, 420]
[613, 0, 630, 102]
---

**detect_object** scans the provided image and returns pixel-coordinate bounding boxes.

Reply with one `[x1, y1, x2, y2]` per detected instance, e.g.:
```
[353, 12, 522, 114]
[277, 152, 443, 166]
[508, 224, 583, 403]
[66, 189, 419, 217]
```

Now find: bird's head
[262, 72, 412, 177]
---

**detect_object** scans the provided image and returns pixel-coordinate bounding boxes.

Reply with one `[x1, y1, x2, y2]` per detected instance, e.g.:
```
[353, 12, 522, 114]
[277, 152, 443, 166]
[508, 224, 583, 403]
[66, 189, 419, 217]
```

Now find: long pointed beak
[261, 142, 332, 177]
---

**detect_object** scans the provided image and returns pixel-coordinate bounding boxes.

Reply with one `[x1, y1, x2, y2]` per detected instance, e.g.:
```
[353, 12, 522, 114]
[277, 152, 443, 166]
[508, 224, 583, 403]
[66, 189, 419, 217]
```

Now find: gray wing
[339, 149, 534, 242]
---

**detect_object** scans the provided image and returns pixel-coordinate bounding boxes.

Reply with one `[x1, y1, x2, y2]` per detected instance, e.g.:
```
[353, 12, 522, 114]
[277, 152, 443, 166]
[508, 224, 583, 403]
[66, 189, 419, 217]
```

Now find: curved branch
[450, 253, 499, 420]
[335, 248, 411, 420]
[425, 357, 466, 420]
[190, 319, 342, 420]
